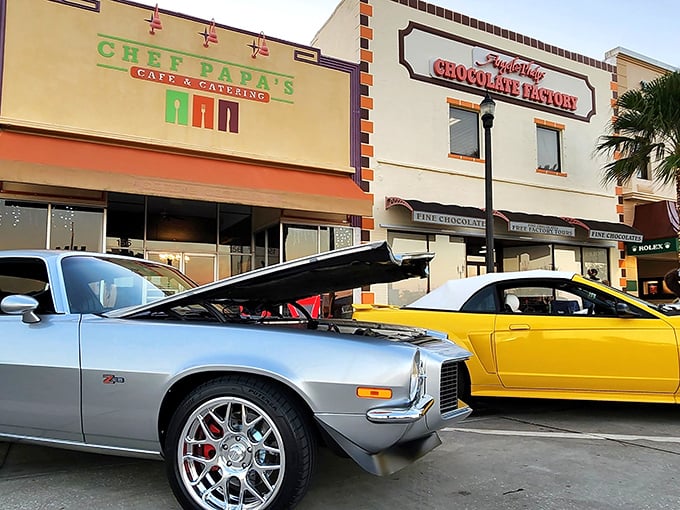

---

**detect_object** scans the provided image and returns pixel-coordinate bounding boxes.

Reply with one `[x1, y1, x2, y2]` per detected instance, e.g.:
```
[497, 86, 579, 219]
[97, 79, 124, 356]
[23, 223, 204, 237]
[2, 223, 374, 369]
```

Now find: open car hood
[107, 241, 432, 318]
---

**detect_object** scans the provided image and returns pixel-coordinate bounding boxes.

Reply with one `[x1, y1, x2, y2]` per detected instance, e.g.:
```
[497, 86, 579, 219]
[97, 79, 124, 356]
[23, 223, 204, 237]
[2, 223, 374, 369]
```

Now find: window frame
[448, 104, 481, 159]
[536, 124, 562, 173]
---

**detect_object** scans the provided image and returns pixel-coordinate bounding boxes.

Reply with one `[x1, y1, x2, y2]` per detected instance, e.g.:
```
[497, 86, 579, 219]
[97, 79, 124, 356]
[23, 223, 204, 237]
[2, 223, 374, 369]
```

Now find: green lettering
[170, 55, 183, 72]
[284, 80, 294, 95]
[256, 75, 270, 91]
[240, 71, 252, 85]
[200, 62, 213, 77]
[97, 40, 114, 58]
[122, 45, 139, 63]
[147, 51, 162, 68]
[217, 67, 233, 83]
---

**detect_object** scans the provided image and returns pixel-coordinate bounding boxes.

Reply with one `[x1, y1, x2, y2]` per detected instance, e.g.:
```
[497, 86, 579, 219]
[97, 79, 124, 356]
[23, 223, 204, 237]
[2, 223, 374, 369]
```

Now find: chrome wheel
[178, 396, 285, 510]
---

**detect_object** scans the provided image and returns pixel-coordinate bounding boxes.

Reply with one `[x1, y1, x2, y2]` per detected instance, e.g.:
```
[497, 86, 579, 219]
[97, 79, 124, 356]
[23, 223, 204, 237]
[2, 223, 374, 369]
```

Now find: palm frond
[596, 71, 680, 187]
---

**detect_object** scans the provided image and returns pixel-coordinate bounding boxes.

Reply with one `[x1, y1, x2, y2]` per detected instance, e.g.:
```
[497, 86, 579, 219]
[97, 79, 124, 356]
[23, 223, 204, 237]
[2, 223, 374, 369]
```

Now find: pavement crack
[500, 416, 680, 456]
[503, 488, 525, 495]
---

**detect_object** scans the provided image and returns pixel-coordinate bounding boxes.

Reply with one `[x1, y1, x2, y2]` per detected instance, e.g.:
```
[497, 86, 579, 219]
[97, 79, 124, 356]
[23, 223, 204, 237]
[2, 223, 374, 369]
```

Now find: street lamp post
[480, 93, 496, 273]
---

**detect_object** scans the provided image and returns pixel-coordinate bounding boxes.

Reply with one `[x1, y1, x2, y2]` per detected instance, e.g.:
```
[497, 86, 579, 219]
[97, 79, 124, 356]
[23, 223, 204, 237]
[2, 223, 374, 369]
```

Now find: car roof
[407, 270, 578, 311]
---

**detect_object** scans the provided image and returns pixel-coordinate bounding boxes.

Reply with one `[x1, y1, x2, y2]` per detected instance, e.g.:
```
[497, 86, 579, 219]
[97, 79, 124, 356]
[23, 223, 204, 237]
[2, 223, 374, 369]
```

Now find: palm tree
[595, 70, 680, 260]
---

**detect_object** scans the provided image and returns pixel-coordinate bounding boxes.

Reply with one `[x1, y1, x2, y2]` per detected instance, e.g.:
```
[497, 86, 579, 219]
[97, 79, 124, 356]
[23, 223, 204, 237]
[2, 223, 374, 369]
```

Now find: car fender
[79, 317, 416, 451]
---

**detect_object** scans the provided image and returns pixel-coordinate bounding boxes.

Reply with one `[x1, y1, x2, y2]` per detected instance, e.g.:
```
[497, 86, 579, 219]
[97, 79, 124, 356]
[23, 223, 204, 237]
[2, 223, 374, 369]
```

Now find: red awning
[632, 200, 679, 240]
[0, 130, 371, 216]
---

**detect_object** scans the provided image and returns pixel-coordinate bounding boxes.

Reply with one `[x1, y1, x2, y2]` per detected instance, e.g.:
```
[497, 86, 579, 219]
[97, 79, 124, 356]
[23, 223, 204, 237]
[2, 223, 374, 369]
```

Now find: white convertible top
[407, 270, 577, 311]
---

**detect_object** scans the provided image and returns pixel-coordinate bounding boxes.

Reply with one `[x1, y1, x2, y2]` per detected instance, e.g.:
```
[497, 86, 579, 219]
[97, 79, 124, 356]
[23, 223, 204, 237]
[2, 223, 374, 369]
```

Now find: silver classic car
[0, 241, 471, 510]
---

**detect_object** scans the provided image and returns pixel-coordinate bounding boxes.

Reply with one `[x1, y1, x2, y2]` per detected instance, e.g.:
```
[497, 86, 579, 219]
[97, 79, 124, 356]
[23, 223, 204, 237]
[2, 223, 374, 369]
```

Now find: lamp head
[480, 93, 496, 127]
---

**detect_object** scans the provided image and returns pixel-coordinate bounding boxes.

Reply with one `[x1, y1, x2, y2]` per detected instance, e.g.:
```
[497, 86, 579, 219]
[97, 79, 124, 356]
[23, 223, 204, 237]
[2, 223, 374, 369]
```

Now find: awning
[385, 197, 485, 229]
[0, 130, 372, 217]
[497, 210, 575, 237]
[564, 217, 643, 243]
[632, 200, 679, 240]
[385, 197, 644, 243]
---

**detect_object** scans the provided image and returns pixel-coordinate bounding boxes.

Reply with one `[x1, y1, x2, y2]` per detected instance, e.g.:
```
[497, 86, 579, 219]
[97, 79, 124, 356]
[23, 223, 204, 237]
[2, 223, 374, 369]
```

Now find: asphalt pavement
[2, 398, 680, 509]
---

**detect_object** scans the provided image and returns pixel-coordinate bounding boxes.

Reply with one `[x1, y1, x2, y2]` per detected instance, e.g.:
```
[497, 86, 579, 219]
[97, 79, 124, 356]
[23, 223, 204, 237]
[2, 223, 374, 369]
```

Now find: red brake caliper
[201, 422, 223, 471]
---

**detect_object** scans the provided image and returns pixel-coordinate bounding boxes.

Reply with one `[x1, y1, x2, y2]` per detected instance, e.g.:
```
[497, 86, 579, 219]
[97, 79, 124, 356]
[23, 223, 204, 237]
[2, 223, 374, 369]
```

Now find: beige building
[315, 0, 644, 305]
[0, 0, 369, 287]
[605, 47, 679, 301]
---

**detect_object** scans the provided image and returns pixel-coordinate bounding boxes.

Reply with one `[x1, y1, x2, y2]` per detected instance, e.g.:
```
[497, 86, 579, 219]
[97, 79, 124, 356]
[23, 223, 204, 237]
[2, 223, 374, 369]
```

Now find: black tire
[165, 375, 317, 510]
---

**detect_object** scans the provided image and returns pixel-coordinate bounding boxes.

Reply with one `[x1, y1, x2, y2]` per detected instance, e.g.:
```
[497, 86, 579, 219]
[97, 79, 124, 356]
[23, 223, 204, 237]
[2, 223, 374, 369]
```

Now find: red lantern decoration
[147, 4, 162, 35]
[200, 19, 219, 48]
[250, 32, 270, 59]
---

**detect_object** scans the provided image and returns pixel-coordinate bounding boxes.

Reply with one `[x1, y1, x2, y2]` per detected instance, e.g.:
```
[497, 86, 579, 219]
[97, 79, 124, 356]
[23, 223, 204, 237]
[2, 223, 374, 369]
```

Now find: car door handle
[509, 324, 530, 330]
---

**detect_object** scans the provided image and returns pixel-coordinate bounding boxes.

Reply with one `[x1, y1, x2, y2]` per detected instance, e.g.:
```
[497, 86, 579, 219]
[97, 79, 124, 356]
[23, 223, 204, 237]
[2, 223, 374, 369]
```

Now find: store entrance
[465, 237, 491, 275]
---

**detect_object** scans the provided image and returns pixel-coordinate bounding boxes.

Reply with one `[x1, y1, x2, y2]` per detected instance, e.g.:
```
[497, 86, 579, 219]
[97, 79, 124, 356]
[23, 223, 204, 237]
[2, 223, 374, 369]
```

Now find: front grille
[439, 360, 459, 414]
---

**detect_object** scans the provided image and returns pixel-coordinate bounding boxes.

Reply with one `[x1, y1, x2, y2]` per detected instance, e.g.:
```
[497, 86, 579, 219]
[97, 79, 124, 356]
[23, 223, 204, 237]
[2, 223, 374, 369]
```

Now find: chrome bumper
[366, 394, 435, 423]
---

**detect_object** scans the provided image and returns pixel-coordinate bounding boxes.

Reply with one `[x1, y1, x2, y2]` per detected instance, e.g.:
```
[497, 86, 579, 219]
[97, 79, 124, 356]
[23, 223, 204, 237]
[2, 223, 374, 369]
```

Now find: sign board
[399, 22, 596, 121]
[590, 230, 643, 243]
[413, 210, 484, 228]
[508, 221, 575, 237]
[627, 237, 677, 255]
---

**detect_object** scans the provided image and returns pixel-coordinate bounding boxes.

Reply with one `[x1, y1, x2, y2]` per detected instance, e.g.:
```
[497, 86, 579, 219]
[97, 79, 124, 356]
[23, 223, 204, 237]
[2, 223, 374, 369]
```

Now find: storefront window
[283, 224, 354, 261]
[554, 246, 582, 273]
[183, 254, 216, 285]
[0, 200, 48, 249]
[219, 203, 253, 278]
[218, 246, 252, 279]
[387, 232, 429, 306]
[254, 230, 266, 269]
[254, 225, 280, 269]
[268, 226, 280, 266]
[582, 246, 608, 283]
[147, 197, 217, 244]
[385, 233, 466, 305]
[503, 245, 553, 271]
[429, 235, 466, 289]
[50, 205, 104, 252]
[283, 225, 319, 261]
[106, 193, 145, 257]
[320, 226, 353, 252]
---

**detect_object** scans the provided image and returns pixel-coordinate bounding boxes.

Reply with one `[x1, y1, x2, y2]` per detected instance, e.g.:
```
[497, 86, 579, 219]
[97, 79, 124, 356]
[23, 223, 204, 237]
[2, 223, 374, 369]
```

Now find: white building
[315, 0, 642, 305]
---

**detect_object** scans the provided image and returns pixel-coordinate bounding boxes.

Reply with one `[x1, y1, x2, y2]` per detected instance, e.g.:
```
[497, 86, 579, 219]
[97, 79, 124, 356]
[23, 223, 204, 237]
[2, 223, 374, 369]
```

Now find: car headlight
[409, 349, 426, 402]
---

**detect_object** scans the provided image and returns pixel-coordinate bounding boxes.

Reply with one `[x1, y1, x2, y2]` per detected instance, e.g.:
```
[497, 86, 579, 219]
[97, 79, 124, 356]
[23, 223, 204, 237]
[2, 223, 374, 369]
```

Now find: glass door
[146, 251, 216, 285]
[183, 253, 216, 285]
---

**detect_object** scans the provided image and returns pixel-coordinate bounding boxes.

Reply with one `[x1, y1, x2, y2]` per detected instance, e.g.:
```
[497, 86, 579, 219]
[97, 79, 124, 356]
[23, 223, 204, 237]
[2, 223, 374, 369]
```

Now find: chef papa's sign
[399, 23, 596, 121]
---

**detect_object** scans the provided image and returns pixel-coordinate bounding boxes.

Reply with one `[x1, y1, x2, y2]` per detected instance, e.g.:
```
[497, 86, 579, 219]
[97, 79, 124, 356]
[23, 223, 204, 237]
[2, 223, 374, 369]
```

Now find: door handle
[509, 324, 530, 330]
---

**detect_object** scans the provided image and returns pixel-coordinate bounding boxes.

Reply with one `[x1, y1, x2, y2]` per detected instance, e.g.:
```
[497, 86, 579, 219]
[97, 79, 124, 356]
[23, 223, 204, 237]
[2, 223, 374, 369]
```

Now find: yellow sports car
[354, 270, 680, 404]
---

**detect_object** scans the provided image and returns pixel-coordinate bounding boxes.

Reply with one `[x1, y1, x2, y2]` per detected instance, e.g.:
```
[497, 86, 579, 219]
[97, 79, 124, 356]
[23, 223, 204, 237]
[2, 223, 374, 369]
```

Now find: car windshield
[588, 280, 680, 316]
[61, 256, 197, 314]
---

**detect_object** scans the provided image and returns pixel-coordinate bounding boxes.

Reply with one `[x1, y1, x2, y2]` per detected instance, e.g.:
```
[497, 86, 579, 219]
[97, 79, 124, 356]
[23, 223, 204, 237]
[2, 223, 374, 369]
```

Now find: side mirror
[1, 295, 41, 324]
[616, 302, 640, 318]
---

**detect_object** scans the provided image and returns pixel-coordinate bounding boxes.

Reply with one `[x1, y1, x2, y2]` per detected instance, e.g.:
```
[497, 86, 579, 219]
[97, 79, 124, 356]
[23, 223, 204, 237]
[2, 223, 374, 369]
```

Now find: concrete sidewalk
[3, 399, 680, 509]
[0, 442, 178, 509]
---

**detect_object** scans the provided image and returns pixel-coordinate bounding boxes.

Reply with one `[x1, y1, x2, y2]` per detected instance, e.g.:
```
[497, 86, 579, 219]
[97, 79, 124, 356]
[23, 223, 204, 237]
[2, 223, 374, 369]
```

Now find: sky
[135, 0, 679, 68]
